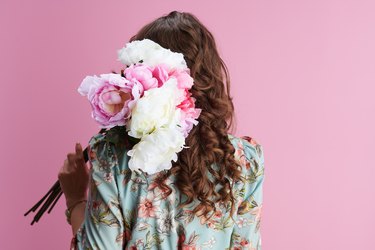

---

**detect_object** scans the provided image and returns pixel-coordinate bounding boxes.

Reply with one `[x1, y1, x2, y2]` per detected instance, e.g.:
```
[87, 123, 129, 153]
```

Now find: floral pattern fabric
[70, 132, 265, 250]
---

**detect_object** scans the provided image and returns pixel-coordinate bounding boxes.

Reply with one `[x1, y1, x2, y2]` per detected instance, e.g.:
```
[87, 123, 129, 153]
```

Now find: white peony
[117, 39, 188, 70]
[127, 126, 186, 174]
[126, 78, 185, 139]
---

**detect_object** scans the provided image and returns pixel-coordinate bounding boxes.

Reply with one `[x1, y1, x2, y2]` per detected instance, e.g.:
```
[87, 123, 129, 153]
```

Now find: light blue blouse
[70, 130, 265, 250]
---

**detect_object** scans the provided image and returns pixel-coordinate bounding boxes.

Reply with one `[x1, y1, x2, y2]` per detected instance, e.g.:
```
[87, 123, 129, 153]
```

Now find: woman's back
[71, 130, 265, 250]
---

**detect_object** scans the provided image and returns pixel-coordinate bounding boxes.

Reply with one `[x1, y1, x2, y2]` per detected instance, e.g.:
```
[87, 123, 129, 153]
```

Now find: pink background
[1, 0, 374, 249]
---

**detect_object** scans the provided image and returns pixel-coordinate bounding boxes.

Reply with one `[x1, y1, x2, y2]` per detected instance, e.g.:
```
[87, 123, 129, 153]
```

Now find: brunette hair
[124, 11, 243, 219]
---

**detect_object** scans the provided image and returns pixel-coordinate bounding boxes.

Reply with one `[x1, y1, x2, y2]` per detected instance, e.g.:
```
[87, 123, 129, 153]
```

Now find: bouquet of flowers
[24, 39, 201, 224]
[78, 39, 202, 174]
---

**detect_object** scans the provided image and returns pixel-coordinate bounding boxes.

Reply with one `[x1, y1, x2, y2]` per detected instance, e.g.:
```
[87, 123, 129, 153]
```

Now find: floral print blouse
[70, 131, 265, 250]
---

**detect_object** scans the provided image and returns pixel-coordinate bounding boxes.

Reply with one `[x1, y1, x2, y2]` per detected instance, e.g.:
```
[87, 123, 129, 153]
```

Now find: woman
[58, 10, 265, 250]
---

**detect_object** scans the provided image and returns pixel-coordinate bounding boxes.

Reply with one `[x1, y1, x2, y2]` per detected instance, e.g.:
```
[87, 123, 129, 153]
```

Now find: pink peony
[128, 63, 194, 90]
[177, 89, 202, 137]
[77, 73, 143, 129]
[124, 63, 160, 91]
[168, 68, 194, 89]
[152, 64, 170, 87]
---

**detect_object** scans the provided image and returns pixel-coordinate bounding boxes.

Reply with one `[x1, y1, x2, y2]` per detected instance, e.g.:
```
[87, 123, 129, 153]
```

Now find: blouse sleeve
[70, 134, 125, 250]
[231, 136, 265, 250]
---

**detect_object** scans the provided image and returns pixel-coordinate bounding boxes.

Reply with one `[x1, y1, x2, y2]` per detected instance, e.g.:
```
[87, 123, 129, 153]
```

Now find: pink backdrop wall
[1, 0, 374, 249]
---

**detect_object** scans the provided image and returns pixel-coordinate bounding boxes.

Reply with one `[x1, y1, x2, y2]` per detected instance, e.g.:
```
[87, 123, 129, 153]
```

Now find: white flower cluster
[126, 79, 188, 174]
[117, 39, 188, 70]
[114, 39, 200, 175]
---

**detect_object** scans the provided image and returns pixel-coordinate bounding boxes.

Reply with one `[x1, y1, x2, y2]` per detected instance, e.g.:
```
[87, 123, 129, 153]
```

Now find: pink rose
[77, 73, 143, 128]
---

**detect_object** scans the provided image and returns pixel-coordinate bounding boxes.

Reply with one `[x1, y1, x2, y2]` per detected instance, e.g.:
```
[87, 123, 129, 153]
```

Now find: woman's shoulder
[228, 133, 264, 161]
[227, 133, 265, 218]
[228, 133, 265, 183]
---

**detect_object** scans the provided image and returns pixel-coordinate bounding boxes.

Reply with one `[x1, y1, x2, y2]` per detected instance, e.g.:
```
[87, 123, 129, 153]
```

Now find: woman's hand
[58, 143, 89, 208]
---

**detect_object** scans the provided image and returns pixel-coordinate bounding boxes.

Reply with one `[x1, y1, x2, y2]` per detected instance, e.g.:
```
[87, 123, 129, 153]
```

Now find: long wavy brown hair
[120, 11, 243, 220]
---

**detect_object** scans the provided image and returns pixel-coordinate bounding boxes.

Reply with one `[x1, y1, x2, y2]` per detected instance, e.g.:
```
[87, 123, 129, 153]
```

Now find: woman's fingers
[59, 143, 86, 177]
[67, 153, 77, 170]
[58, 142, 90, 207]
[75, 143, 85, 167]
[58, 159, 71, 179]
[75, 143, 88, 173]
